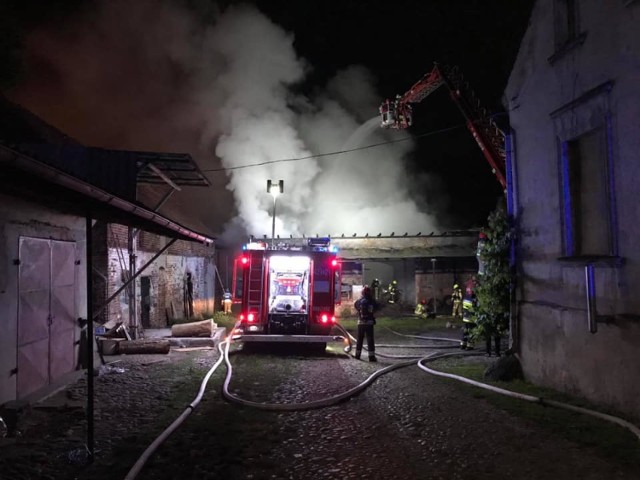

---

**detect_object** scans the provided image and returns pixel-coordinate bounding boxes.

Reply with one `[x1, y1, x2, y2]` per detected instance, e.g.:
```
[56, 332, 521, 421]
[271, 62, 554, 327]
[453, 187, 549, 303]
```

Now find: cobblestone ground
[2, 327, 639, 480]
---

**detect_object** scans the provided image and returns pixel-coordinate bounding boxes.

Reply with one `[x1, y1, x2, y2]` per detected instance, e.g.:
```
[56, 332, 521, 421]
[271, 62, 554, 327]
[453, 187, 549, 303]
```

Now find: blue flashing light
[329, 245, 338, 253]
[308, 237, 331, 247]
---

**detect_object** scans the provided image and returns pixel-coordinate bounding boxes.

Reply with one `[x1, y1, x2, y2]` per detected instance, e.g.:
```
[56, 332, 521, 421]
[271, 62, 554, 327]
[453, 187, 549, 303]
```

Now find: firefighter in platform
[460, 289, 477, 350]
[371, 278, 381, 302]
[222, 289, 233, 314]
[387, 280, 399, 303]
[414, 299, 428, 319]
[354, 286, 379, 362]
[451, 283, 463, 318]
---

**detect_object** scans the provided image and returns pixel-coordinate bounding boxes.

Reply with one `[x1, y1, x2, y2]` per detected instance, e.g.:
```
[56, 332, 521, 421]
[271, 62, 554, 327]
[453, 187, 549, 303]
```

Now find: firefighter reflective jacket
[452, 286, 463, 302]
[462, 296, 477, 323]
[415, 302, 427, 316]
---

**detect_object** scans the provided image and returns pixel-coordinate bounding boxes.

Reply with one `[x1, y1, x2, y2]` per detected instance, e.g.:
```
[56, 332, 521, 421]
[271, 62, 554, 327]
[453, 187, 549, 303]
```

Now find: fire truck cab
[232, 237, 343, 347]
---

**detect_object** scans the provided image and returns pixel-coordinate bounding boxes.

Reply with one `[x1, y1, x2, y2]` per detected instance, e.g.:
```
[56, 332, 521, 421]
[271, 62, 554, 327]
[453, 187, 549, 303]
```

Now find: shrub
[472, 202, 512, 341]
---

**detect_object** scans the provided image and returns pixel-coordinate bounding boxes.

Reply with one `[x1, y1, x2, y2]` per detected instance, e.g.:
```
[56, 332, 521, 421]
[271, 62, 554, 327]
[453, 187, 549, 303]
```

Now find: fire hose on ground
[124, 322, 640, 480]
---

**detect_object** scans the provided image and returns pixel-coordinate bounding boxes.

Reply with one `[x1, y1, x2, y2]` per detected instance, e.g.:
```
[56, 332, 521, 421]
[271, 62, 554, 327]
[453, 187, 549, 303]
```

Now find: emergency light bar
[308, 237, 330, 247]
[308, 236, 332, 252]
[244, 237, 338, 253]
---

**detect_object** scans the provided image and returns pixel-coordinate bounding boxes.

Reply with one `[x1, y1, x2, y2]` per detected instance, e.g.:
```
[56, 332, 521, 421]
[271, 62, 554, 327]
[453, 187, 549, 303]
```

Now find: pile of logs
[170, 319, 216, 338]
[97, 319, 216, 355]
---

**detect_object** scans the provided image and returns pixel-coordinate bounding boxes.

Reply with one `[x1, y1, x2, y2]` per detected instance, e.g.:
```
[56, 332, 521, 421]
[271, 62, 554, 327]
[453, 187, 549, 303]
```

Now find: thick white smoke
[208, 6, 439, 241]
[10, 1, 441, 244]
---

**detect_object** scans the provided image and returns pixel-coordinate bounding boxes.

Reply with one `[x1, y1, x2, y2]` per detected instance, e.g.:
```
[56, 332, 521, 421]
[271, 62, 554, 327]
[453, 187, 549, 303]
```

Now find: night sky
[251, 0, 534, 224]
[0, 0, 534, 241]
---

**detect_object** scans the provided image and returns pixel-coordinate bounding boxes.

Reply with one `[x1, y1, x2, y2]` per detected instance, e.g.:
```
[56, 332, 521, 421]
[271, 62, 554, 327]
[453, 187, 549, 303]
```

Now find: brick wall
[91, 221, 109, 324]
[104, 224, 216, 328]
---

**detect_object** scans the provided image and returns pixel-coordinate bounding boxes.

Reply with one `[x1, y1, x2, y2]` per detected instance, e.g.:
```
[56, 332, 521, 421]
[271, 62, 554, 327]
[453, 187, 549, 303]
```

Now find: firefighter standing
[451, 283, 463, 318]
[387, 280, 399, 303]
[460, 289, 477, 350]
[371, 278, 381, 302]
[222, 289, 232, 314]
[354, 286, 378, 362]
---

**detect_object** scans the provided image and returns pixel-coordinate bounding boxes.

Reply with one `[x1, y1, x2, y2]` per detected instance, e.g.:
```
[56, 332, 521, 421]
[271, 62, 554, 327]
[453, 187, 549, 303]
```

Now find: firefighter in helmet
[414, 299, 428, 319]
[387, 280, 399, 303]
[371, 278, 381, 302]
[451, 283, 463, 318]
[354, 286, 379, 362]
[222, 289, 233, 314]
[460, 287, 477, 350]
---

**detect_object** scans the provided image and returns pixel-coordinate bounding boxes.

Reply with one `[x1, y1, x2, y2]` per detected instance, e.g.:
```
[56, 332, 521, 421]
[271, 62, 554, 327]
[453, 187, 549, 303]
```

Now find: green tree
[472, 202, 511, 342]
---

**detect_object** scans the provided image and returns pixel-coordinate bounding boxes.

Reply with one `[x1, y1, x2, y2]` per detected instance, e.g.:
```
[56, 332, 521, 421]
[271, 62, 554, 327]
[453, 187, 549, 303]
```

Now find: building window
[560, 127, 613, 256]
[548, 0, 587, 63]
[555, 0, 579, 47]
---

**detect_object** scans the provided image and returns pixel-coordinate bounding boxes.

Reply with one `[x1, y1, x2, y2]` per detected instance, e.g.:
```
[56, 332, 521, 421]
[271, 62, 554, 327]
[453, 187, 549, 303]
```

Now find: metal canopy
[134, 151, 210, 187]
[0, 145, 214, 244]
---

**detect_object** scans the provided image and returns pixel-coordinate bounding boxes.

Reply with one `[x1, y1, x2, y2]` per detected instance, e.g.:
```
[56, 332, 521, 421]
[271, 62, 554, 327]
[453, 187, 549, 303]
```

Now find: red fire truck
[231, 237, 343, 349]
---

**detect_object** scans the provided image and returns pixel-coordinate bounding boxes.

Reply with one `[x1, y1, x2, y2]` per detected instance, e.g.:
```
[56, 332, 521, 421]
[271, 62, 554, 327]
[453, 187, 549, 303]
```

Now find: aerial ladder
[379, 62, 507, 189]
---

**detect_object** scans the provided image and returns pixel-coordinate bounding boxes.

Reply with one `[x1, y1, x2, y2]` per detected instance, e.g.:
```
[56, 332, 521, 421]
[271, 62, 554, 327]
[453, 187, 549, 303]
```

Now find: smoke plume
[9, 1, 441, 246]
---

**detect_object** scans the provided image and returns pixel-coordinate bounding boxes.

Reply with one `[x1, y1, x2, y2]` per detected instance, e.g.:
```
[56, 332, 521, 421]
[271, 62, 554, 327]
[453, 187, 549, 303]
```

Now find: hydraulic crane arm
[379, 63, 507, 189]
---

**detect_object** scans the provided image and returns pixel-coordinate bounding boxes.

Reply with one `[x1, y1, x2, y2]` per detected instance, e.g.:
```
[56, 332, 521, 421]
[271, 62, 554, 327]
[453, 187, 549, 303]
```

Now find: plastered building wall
[505, 0, 640, 418]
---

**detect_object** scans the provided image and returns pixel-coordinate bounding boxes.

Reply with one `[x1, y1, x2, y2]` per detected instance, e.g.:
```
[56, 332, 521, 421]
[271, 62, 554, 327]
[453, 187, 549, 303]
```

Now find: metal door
[17, 237, 76, 398]
[49, 241, 77, 381]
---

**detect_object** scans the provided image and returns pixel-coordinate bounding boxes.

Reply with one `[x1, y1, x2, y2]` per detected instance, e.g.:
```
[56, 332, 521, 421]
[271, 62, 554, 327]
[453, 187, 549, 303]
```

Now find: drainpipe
[505, 130, 519, 352]
[585, 264, 598, 334]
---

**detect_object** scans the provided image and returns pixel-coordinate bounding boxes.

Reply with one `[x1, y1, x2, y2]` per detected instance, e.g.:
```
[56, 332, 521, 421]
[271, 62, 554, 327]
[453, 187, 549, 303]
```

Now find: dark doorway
[141, 276, 151, 328]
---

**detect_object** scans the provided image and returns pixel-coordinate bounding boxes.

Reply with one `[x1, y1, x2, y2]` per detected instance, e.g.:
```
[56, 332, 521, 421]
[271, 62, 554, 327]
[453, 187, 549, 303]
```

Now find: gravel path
[1, 329, 638, 480]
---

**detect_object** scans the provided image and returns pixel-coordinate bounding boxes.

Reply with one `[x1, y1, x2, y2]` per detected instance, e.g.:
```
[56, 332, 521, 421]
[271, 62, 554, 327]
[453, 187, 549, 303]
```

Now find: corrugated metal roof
[0, 144, 214, 244]
[134, 151, 210, 187]
[0, 97, 214, 244]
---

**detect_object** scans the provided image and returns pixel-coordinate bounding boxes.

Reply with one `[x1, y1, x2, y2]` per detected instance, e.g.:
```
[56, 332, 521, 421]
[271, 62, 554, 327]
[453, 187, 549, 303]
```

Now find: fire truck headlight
[320, 314, 329, 323]
[247, 313, 255, 323]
